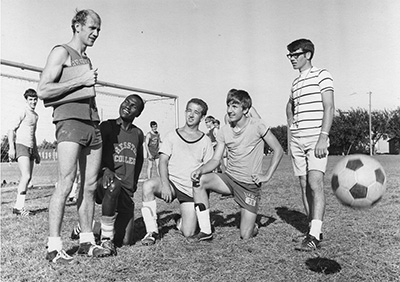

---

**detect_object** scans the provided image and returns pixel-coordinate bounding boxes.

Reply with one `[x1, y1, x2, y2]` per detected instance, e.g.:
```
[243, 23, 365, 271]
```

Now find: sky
[1, 0, 400, 142]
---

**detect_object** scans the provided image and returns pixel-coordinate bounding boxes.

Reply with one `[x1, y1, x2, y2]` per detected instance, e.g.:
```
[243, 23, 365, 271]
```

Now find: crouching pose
[141, 98, 214, 245]
[71, 94, 145, 255]
[191, 90, 284, 241]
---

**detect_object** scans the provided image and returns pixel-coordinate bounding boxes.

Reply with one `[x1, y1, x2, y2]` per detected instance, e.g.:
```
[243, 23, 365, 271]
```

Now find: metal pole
[369, 91, 372, 156]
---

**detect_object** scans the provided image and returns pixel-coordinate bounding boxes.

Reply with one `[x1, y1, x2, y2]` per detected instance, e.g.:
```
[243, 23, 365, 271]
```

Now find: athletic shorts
[290, 135, 329, 176]
[148, 151, 159, 160]
[170, 180, 193, 204]
[55, 119, 102, 147]
[95, 177, 134, 215]
[217, 173, 260, 214]
[15, 143, 34, 160]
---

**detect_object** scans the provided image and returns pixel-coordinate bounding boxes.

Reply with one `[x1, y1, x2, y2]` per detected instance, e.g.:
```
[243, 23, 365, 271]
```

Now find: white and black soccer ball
[331, 154, 386, 208]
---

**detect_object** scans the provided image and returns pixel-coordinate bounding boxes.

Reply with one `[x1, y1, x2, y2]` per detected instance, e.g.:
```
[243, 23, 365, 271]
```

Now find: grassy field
[1, 155, 399, 282]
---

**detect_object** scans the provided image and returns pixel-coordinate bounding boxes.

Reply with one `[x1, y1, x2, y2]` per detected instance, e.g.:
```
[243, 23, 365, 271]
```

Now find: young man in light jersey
[8, 89, 41, 216]
[141, 98, 214, 245]
[191, 90, 284, 241]
[286, 38, 335, 251]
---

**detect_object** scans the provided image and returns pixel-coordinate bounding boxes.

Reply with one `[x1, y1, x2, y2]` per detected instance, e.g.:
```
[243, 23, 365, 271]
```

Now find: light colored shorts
[290, 135, 329, 176]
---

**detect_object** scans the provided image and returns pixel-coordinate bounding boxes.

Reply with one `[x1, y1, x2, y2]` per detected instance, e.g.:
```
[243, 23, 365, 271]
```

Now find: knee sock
[47, 237, 63, 252]
[79, 232, 95, 245]
[309, 219, 322, 240]
[101, 214, 117, 240]
[15, 191, 27, 209]
[195, 205, 212, 234]
[141, 200, 158, 233]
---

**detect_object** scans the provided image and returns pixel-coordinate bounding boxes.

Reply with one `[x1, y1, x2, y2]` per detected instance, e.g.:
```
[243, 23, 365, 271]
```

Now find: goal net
[1, 60, 178, 187]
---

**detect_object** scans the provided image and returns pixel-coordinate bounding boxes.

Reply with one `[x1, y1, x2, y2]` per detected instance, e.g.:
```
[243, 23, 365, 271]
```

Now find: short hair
[214, 119, 220, 125]
[71, 9, 101, 33]
[186, 98, 208, 117]
[226, 89, 252, 110]
[287, 38, 315, 60]
[150, 121, 157, 127]
[205, 116, 215, 123]
[23, 88, 38, 99]
[127, 94, 145, 117]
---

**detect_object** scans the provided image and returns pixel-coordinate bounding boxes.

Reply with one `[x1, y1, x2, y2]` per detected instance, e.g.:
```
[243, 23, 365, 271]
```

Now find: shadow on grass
[131, 211, 181, 244]
[31, 207, 48, 215]
[211, 210, 276, 229]
[305, 257, 341, 274]
[275, 206, 309, 234]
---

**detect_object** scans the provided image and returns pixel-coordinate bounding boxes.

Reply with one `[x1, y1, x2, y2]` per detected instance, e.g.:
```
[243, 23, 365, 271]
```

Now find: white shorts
[290, 135, 329, 176]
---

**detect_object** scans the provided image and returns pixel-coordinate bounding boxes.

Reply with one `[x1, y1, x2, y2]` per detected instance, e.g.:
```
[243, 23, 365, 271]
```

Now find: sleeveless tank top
[52, 44, 100, 123]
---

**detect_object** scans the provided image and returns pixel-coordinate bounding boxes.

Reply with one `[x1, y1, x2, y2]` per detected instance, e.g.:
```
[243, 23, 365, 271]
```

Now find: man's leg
[141, 178, 162, 245]
[239, 208, 258, 239]
[296, 170, 325, 251]
[191, 173, 231, 241]
[76, 144, 111, 257]
[298, 175, 311, 220]
[179, 202, 197, 237]
[307, 170, 325, 239]
[99, 178, 122, 255]
[47, 141, 80, 263]
[13, 156, 33, 215]
[146, 159, 153, 179]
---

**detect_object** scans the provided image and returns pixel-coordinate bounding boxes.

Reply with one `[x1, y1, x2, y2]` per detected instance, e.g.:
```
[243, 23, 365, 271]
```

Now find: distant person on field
[71, 94, 145, 255]
[286, 38, 334, 251]
[190, 90, 284, 241]
[145, 121, 161, 179]
[140, 98, 214, 245]
[37, 9, 110, 263]
[8, 88, 41, 216]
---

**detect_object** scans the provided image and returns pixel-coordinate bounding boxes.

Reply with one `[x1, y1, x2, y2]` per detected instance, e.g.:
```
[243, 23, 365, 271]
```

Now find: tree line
[266, 107, 400, 155]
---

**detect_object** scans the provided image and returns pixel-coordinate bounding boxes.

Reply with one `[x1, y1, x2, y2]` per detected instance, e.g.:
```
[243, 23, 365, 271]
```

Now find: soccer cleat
[77, 242, 112, 257]
[292, 233, 323, 243]
[141, 232, 159, 246]
[46, 249, 74, 264]
[295, 234, 321, 252]
[252, 223, 259, 238]
[101, 239, 117, 256]
[70, 225, 81, 240]
[12, 207, 32, 216]
[187, 232, 213, 243]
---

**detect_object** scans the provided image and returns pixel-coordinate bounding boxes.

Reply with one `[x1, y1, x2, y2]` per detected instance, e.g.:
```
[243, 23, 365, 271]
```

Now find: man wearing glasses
[285, 39, 335, 251]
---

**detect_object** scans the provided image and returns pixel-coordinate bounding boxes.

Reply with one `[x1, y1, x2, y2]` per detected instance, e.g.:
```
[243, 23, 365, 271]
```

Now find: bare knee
[142, 180, 156, 201]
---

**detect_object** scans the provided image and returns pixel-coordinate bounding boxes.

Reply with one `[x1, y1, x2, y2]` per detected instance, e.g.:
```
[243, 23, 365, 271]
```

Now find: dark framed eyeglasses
[286, 51, 307, 59]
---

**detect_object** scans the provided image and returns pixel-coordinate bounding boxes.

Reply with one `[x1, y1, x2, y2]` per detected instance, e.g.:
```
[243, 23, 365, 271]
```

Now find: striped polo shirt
[289, 66, 334, 138]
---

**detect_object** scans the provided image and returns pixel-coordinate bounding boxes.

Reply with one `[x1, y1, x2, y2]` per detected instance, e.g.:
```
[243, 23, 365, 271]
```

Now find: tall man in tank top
[286, 39, 335, 252]
[37, 9, 111, 263]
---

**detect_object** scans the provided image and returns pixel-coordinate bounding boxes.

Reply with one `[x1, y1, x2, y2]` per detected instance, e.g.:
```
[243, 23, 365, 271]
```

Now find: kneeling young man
[191, 90, 284, 240]
[141, 98, 214, 245]
[71, 94, 145, 255]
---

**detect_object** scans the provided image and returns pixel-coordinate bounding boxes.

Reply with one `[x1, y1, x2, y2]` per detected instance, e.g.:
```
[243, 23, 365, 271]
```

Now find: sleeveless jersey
[147, 131, 160, 157]
[52, 44, 100, 123]
[11, 106, 39, 148]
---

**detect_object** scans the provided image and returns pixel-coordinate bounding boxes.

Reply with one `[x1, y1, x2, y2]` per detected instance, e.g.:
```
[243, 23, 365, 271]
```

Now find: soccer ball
[331, 154, 386, 208]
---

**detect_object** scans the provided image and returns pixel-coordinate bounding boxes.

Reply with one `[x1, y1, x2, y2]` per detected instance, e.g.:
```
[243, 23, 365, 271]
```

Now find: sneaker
[71, 225, 81, 240]
[101, 239, 117, 256]
[295, 234, 321, 252]
[175, 217, 182, 231]
[77, 242, 112, 257]
[46, 249, 74, 264]
[141, 232, 159, 246]
[252, 223, 259, 238]
[12, 207, 32, 216]
[187, 232, 213, 243]
[292, 233, 323, 243]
